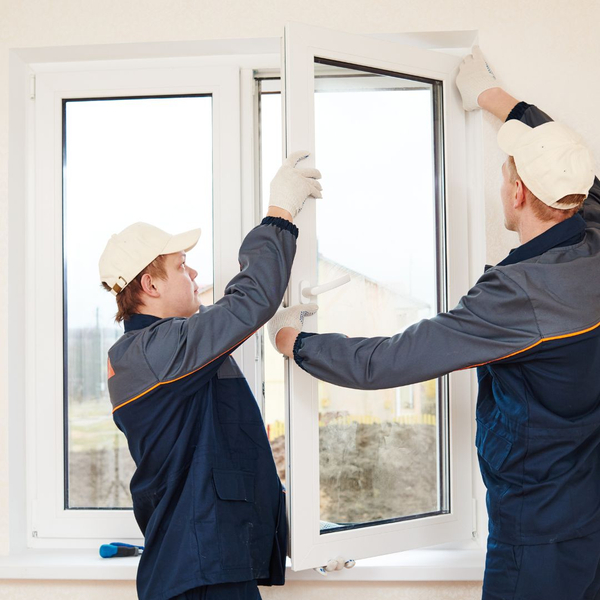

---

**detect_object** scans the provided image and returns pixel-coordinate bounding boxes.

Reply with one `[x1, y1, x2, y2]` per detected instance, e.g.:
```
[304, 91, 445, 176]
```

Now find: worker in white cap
[269, 48, 600, 600]
[99, 152, 321, 600]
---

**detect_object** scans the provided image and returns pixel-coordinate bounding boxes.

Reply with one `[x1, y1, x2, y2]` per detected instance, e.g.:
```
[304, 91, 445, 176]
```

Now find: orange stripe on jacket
[111, 329, 258, 414]
[464, 319, 600, 370]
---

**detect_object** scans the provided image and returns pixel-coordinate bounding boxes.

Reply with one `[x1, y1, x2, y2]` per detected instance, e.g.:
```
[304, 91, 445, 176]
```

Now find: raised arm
[142, 152, 322, 382]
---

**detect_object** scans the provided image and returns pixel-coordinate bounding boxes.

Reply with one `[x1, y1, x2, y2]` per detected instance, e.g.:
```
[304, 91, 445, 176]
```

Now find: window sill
[0, 548, 485, 582]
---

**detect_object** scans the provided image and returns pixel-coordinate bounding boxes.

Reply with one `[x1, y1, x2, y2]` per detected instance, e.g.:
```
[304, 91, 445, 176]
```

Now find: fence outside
[266, 413, 437, 441]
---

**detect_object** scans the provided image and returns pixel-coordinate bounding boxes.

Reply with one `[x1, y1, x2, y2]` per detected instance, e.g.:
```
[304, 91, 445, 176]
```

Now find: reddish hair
[506, 156, 585, 222]
[102, 255, 168, 323]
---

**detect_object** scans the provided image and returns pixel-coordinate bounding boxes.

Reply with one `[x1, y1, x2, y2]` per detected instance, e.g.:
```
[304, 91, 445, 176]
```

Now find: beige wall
[2, 0, 599, 597]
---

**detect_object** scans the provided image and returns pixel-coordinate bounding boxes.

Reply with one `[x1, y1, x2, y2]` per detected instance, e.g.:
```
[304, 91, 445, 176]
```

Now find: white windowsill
[0, 548, 485, 582]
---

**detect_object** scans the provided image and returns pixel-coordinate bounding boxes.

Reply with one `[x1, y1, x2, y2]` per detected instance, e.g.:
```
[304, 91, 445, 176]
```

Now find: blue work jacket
[108, 217, 296, 600]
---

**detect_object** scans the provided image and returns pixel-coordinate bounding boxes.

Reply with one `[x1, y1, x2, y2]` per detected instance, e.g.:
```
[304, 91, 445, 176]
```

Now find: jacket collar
[494, 213, 586, 268]
[124, 313, 162, 333]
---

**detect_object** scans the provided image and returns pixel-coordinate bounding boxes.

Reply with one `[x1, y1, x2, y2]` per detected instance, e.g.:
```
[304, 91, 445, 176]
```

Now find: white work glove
[267, 303, 319, 354]
[455, 46, 500, 111]
[269, 151, 322, 219]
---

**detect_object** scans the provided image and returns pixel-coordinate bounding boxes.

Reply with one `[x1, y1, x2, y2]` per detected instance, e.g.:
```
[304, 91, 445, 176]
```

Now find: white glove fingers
[460, 54, 473, 68]
[269, 151, 321, 218]
[302, 176, 322, 191]
[285, 150, 310, 168]
[455, 46, 498, 112]
[307, 182, 323, 199]
[472, 45, 484, 61]
[299, 303, 319, 322]
[296, 167, 322, 179]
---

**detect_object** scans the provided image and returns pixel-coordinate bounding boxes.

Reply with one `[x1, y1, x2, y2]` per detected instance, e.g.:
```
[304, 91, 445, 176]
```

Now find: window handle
[300, 274, 351, 304]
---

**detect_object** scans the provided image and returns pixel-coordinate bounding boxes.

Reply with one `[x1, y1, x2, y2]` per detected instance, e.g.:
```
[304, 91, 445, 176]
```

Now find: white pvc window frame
[282, 22, 474, 571]
[7, 32, 486, 565]
[29, 63, 244, 543]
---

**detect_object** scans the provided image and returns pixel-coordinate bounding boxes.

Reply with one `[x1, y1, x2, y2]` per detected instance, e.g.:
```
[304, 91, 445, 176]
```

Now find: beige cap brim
[497, 119, 531, 155]
[162, 228, 202, 255]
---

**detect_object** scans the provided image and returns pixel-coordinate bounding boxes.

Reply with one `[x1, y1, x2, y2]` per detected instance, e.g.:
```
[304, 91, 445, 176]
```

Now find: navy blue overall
[108, 217, 296, 600]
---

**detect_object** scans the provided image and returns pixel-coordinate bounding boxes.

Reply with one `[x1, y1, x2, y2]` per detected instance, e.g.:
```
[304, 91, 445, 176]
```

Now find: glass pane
[313, 60, 447, 533]
[64, 96, 214, 508]
[259, 87, 287, 485]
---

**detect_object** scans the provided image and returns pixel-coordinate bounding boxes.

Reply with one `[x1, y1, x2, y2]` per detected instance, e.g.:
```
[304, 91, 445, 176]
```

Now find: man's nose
[188, 266, 198, 279]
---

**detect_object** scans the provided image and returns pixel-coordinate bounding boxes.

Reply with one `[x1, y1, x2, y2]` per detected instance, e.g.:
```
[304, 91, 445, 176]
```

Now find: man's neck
[517, 215, 566, 245]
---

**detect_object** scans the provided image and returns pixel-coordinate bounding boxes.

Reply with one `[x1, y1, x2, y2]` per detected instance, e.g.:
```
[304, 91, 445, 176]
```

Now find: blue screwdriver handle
[99, 542, 144, 558]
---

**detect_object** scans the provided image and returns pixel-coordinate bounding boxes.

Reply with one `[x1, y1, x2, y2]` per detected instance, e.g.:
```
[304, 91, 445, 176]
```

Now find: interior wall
[2, 0, 599, 597]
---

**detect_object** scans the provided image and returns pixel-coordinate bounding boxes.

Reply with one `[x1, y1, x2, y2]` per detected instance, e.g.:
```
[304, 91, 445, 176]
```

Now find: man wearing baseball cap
[269, 49, 600, 599]
[100, 151, 321, 600]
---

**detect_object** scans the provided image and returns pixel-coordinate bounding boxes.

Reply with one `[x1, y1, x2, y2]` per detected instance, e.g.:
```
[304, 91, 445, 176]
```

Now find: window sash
[282, 22, 474, 571]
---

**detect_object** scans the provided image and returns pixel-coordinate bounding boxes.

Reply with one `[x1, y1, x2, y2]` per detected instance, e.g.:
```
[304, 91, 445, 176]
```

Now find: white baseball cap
[497, 120, 595, 209]
[99, 222, 201, 295]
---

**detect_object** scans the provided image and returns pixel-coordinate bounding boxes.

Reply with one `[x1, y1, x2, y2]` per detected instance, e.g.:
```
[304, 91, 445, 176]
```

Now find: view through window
[63, 95, 214, 508]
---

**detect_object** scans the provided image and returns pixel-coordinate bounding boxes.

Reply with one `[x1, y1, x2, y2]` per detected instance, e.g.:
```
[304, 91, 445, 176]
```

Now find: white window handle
[300, 274, 351, 304]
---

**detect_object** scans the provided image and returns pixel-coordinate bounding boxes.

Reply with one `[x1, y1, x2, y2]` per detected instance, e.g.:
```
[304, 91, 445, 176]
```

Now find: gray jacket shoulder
[492, 230, 600, 339]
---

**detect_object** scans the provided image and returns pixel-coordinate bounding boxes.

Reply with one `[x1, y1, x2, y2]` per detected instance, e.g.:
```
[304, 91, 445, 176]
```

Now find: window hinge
[314, 557, 356, 575]
[30, 75, 36, 100]
[472, 498, 478, 537]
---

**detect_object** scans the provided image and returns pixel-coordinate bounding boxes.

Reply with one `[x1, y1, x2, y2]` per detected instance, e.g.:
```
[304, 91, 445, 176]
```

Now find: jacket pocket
[258, 483, 287, 586]
[212, 469, 256, 569]
[476, 420, 512, 471]
[213, 469, 255, 503]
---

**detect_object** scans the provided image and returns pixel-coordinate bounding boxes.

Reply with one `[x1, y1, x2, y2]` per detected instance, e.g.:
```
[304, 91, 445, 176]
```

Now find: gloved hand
[455, 46, 500, 111]
[269, 151, 322, 218]
[268, 303, 319, 354]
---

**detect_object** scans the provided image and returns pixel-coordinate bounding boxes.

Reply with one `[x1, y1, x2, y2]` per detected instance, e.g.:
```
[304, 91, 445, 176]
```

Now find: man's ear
[514, 179, 527, 209]
[140, 273, 161, 298]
